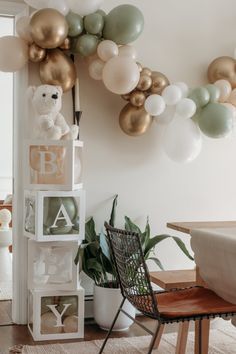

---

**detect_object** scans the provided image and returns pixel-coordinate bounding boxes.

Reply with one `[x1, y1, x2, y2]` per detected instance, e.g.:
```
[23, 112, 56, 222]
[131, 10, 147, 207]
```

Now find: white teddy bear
[28, 84, 79, 140]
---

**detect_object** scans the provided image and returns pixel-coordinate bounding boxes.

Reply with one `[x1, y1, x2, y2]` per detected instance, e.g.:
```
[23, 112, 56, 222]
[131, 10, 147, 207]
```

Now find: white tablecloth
[190, 227, 236, 326]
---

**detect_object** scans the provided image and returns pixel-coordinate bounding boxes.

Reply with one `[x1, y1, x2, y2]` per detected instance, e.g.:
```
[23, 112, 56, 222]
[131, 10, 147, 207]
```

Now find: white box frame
[28, 288, 84, 341]
[25, 139, 83, 191]
[28, 240, 79, 291]
[24, 189, 86, 242]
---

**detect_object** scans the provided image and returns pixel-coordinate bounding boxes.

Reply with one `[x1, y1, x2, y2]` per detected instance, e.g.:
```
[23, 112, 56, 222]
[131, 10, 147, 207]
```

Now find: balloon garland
[1, 0, 236, 163]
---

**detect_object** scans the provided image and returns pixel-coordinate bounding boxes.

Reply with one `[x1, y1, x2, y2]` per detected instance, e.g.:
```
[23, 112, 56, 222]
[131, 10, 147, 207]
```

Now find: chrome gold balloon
[119, 103, 153, 136]
[141, 67, 152, 77]
[60, 37, 71, 51]
[137, 74, 152, 91]
[121, 92, 132, 101]
[28, 43, 46, 63]
[208, 56, 236, 88]
[130, 91, 146, 107]
[39, 49, 76, 92]
[30, 9, 68, 49]
[150, 71, 170, 94]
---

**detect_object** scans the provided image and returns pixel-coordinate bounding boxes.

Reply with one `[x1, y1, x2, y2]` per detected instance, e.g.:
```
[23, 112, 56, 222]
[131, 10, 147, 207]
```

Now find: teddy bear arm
[55, 113, 70, 135]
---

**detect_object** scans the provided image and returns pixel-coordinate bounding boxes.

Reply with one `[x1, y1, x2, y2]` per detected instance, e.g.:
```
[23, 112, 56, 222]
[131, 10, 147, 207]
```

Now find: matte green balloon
[75, 34, 99, 56]
[84, 13, 104, 35]
[66, 12, 83, 37]
[198, 103, 233, 138]
[103, 4, 144, 45]
[96, 9, 106, 17]
[188, 87, 210, 108]
[205, 84, 220, 103]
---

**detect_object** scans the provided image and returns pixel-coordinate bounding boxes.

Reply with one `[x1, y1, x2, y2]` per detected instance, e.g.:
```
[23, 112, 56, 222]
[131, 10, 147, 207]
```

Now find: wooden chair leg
[175, 321, 190, 354]
[194, 319, 210, 354]
[153, 323, 165, 349]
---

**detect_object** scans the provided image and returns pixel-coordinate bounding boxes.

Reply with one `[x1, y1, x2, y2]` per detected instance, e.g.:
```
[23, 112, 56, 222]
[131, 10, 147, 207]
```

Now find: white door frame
[0, 0, 29, 324]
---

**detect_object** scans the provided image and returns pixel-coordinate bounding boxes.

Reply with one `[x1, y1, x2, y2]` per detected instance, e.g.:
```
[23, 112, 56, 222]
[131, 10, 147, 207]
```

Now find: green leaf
[87, 258, 104, 273]
[109, 195, 118, 227]
[124, 216, 141, 234]
[100, 230, 110, 261]
[144, 234, 171, 255]
[85, 217, 97, 242]
[148, 257, 164, 270]
[172, 236, 194, 260]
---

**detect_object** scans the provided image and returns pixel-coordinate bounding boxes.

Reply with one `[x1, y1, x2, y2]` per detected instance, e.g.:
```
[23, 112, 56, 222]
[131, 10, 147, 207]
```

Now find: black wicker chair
[99, 222, 236, 354]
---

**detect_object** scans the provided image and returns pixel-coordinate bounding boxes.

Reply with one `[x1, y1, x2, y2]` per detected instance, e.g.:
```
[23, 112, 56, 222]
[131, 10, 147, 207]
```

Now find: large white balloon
[176, 98, 196, 119]
[67, 0, 103, 16]
[16, 16, 33, 43]
[24, 0, 69, 14]
[174, 82, 189, 98]
[102, 56, 140, 95]
[156, 105, 176, 125]
[0, 36, 28, 72]
[163, 117, 202, 163]
[162, 85, 182, 106]
[144, 94, 166, 116]
[118, 45, 137, 60]
[24, 0, 48, 9]
[89, 58, 104, 80]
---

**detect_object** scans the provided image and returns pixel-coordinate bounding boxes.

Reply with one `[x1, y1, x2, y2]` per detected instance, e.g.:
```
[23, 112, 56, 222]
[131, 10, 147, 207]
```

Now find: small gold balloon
[119, 103, 153, 136]
[208, 56, 236, 88]
[130, 91, 146, 107]
[60, 37, 71, 51]
[137, 74, 152, 91]
[30, 9, 68, 49]
[39, 49, 76, 92]
[28, 43, 46, 63]
[121, 92, 132, 101]
[136, 62, 143, 72]
[141, 67, 152, 77]
[150, 71, 170, 94]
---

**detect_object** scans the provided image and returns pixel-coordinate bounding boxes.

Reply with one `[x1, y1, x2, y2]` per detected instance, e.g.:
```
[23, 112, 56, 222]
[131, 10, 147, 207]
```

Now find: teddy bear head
[28, 84, 63, 115]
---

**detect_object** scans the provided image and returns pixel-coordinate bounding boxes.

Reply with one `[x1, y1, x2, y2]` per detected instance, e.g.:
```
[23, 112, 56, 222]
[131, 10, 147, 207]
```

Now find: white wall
[29, 0, 236, 271]
[0, 17, 13, 199]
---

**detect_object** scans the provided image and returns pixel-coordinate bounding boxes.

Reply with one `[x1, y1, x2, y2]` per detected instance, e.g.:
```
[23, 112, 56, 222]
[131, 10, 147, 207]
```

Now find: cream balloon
[118, 45, 137, 60]
[163, 117, 202, 163]
[227, 88, 236, 106]
[102, 56, 140, 95]
[41, 312, 63, 334]
[176, 98, 196, 119]
[214, 79, 232, 103]
[16, 16, 33, 43]
[97, 40, 118, 62]
[67, 0, 103, 16]
[63, 316, 78, 333]
[0, 36, 28, 72]
[89, 58, 104, 80]
[144, 94, 166, 116]
[221, 103, 236, 119]
[162, 85, 182, 106]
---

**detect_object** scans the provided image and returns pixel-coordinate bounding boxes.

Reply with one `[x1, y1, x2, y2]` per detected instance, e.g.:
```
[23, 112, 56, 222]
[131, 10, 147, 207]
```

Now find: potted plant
[75, 195, 193, 331]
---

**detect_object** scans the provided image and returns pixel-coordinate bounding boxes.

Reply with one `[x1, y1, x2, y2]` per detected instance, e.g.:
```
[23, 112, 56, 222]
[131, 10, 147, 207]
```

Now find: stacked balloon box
[25, 139, 85, 341]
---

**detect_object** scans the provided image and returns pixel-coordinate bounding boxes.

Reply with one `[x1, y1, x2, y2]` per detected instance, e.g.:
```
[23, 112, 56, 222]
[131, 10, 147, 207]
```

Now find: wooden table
[166, 220, 236, 354]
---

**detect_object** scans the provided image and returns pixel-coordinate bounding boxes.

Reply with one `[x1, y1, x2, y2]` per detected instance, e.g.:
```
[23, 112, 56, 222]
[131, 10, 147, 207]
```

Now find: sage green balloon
[84, 13, 104, 35]
[205, 84, 220, 103]
[103, 4, 144, 45]
[66, 12, 83, 37]
[198, 103, 233, 138]
[188, 87, 210, 108]
[75, 34, 99, 56]
[43, 197, 78, 235]
[96, 9, 106, 17]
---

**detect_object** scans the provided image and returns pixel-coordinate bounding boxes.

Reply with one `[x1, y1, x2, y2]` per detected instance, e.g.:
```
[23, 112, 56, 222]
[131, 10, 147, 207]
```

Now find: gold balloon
[208, 56, 236, 88]
[141, 67, 152, 77]
[39, 49, 76, 92]
[121, 92, 132, 101]
[119, 103, 153, 136]
[137, 74, 152, 91]
[29, 43, 46, 63]
[60, 37, 71, 51]
[150, 71, 170, 94]
[130, 91, 146, 107]
[30, 9, 68, 49]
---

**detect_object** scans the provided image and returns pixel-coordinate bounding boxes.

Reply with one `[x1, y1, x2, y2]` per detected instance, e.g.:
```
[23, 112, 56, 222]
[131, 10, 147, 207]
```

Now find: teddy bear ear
[26, 86, 36, 100]
[56, 86, 63, 96]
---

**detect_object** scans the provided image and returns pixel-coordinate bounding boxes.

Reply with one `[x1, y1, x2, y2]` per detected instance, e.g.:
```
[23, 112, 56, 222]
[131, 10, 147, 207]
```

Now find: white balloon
[162, 85, 182, 106]
[48, 0, 70, 15]
[163, 117, 202, 163]
[176, 98, 196, 119]
[97, 40, 118, 62]
[156, 105, 176, 125]
[67, 0, 103, 16]
[214, 79, 232, 103]
[24, 0, 48, 9]
[16, 16, 33, 43]
[118, 45, 137, 60]
[174, 82, 189, 98]
[89, 58, 104, 80]
[144, 94, 166, 116]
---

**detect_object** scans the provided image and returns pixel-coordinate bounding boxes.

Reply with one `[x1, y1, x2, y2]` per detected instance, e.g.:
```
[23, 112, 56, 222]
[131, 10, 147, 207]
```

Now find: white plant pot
[94, 285, 135, 331]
